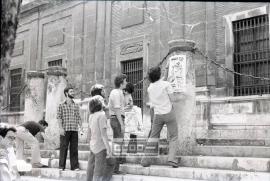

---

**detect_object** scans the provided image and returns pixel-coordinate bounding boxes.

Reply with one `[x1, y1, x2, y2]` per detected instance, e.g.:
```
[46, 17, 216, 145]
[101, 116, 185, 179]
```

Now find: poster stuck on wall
[167, 54, 186, 92]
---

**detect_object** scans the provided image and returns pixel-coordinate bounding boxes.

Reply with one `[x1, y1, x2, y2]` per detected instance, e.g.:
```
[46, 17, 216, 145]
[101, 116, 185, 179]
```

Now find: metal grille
[10, 68, 22, 111]
[233, 15, 270, 96]
[121, 58, 143, 108]
[48, 59, 62, 67]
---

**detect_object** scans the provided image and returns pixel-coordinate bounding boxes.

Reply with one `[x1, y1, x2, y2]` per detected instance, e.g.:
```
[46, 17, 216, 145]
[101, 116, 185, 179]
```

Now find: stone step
[25, 143, 90, 151]
[25, 150, 270, 172]
[24, 165, 270, 181]
[193, 145, 270, 158]
[21, 176, 76, 181]
[24, 150, 90, 161]
[125, 156, 270, 172]
[196, 138, 270, 146]
[23, 168, 204, 181]
[120, 164, 270, 181]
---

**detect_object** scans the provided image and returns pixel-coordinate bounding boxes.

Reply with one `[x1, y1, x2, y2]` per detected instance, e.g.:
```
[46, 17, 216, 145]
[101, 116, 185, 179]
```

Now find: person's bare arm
[40, 132, 52, 142]
[99, 116, 111, 157]
[115, 108, 124, 133]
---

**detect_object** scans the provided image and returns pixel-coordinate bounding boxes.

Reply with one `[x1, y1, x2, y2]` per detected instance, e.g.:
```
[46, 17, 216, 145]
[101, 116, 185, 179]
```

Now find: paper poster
[167, 54, 186, 92]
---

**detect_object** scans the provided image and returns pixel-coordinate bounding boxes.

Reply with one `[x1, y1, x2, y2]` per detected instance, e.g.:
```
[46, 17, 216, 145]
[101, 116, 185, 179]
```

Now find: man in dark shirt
[16, 120, 51, 168]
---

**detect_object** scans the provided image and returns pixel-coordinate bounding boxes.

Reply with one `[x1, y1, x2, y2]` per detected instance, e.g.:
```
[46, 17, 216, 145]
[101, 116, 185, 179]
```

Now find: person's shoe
[72, 168, 80, 171]
[59, 168, 65, 171]
[32, 163, 48, 168]
[140, 159, 151, 167]
[113, 170, 126, 175]
[168, 161, 179, 168]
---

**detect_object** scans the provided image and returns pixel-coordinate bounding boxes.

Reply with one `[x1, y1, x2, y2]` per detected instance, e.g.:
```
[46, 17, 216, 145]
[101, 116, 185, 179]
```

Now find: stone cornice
[27, 71, 45, 79]
[168, 39, 196, 52]
[46, 66, 67, 76]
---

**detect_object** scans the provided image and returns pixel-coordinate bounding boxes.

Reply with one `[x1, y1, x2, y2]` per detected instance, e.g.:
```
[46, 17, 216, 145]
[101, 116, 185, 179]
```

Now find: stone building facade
[1, 1, 270, 152]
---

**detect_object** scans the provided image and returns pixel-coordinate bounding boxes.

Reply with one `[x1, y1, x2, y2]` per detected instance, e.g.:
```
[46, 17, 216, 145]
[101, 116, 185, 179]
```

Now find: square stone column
[45, 67, 67, 149]
[24, 71, 45, 122]
[167, 39, 196, 155]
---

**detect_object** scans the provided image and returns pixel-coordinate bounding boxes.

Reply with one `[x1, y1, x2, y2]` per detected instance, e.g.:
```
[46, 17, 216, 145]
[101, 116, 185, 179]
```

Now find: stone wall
[2, 1, 269, 145]
[196, 95, 270, 141]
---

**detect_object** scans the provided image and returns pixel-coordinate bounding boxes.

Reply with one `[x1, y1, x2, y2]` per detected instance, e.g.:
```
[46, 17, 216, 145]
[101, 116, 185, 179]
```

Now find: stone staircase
[21, 142, 270, 181]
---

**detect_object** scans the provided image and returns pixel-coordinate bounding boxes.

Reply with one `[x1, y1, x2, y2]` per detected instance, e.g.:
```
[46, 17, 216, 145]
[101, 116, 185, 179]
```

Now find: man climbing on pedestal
[16, 120, 52, 168]
[141, 66, 181, 168]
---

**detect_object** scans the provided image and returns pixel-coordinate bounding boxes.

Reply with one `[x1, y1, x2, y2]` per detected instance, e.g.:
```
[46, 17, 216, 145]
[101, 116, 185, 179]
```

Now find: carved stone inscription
[120, 41, 143, 55]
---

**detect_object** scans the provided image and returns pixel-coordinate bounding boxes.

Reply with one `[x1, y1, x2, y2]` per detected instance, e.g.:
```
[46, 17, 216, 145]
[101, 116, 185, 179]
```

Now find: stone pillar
[45, 67, 67, 148]
[24, 71, 45, 122]
[167, 39, 196, 155]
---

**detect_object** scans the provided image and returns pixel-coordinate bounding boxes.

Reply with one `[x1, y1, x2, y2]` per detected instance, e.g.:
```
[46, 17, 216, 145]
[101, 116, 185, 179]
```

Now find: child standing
[123, 83, 143, 154]
[86, 96, 115, 181]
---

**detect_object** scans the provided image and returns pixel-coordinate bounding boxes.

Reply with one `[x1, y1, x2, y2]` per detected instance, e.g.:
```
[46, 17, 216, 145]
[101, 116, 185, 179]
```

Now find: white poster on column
[167, 54, 186, 92]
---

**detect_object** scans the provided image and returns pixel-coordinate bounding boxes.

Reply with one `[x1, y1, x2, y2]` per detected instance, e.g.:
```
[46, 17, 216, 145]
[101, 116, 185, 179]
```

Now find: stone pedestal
[45, 67, 67, 149]
[167, 39, 196, 155]
[24, 71, 45, 122]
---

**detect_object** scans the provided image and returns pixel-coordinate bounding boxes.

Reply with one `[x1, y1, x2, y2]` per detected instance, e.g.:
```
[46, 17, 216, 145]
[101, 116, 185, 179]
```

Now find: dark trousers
[110, 116, 125, 172]
[86, 149, 115, 181]
[59, 131, 79, 170]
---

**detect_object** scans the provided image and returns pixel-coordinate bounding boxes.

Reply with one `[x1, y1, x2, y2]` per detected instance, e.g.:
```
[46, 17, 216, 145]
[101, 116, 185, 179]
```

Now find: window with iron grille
[48, 59, 62, 67]
[10, 68, 22, 111]
[121, 58, 143, 108]
[233, 14, 270, 96]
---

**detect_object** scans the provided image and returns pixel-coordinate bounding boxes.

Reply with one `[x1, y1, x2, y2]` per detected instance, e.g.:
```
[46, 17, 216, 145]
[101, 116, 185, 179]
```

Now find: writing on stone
[120, 41, 143, 55]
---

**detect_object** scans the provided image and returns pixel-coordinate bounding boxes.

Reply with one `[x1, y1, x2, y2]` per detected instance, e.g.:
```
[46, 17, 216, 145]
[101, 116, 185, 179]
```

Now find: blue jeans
[86, 149, 115, 181]
[142, 109, 178, 165]
[110, 115, 125, 172]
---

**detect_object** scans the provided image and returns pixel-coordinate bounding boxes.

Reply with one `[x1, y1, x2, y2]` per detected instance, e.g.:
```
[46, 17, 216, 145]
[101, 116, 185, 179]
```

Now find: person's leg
[147, 107, 155, 138]
[165, 111, 179, 164]
[93, 149, 107, 181]
[110, 116, 123, 173]
[59, 131, 71, 170]
[0, 164, 11, 181]
[15, 127, 25, 161]
[141, 114, 164, 167]
[86, 151, 95, 181]
[16, 127, 41, 164]
[104, 157, 116, 181]
[69, 131, 79, 170]
[128, 134, 137, 154]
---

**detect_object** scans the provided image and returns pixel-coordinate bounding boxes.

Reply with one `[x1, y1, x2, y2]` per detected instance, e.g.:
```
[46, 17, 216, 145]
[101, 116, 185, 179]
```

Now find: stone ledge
[168, 39, 196, 52]
[46, 66, 67, 76]
[0, 111, 24, 116]
[196, 94, 270, 103]
[27, 71, 45, 79]
[21, 0, 49, 14]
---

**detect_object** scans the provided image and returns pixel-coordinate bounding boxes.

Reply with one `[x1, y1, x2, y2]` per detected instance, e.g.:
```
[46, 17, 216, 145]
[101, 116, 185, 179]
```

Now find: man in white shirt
[141, 66, 180, 168]
[108, 74, 127, 174]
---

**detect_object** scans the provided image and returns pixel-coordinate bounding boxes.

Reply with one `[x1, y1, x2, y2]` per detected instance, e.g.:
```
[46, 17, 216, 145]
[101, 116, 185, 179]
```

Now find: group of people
[0, 65, 181, 181]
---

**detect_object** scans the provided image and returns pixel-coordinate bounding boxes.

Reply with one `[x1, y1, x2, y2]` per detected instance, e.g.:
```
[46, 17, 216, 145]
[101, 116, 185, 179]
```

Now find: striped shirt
[57, 100, 82, 131]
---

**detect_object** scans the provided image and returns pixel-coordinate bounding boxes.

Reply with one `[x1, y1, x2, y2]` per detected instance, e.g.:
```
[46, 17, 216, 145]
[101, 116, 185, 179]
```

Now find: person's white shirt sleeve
[165, 81, 174, 94]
